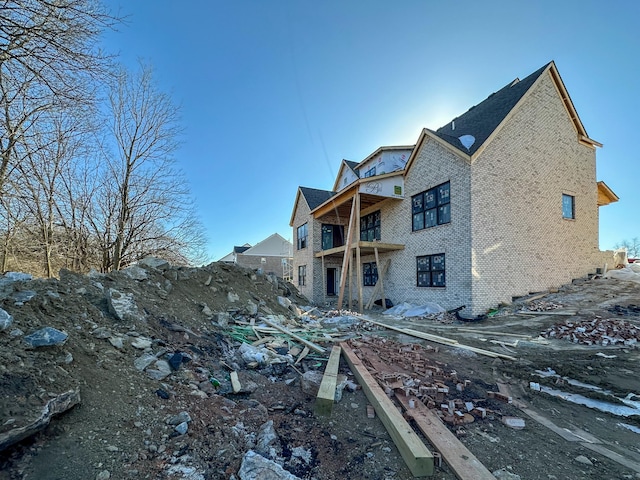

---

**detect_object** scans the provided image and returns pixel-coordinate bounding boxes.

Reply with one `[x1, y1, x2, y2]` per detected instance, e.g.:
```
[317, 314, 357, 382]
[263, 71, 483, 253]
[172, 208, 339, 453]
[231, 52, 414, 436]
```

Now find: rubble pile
[541, 318, 640, 346]
[523, 300, 564, 312]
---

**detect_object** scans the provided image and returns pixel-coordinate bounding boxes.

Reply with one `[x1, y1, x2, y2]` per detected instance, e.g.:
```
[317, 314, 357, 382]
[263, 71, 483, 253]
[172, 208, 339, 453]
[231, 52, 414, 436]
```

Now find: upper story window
[363, 262, 378, 286]
[412, 182, 450, 231]
[322, 224, 345, 250]
[417, 253, 446, 287]
[562, 194, 575, 219]
[363, 166, 376, 178]
[360, 210, 381, 241]
[297, 223, 308, 249]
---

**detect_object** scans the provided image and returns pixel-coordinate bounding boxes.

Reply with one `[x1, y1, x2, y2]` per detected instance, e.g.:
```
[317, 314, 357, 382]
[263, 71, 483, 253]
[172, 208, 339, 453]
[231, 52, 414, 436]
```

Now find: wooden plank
[340, 343, 434, 477]
[230, 371, 241, 393]
[261, 318, 326, 354]
[337, 198, 359, 309]
[315, 346, 342, 415]
[355, 194, 363, 313]
[373, 247, 386, 310]
[361, 318, 517, 361]
[397, 395, 496, 480]
[295, 346, 309, 365]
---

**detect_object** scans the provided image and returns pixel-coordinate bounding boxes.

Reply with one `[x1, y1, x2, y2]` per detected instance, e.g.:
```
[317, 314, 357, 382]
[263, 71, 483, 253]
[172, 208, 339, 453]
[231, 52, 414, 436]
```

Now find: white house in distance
[219, 233, 293, 280]
[290, 61, 619, 317]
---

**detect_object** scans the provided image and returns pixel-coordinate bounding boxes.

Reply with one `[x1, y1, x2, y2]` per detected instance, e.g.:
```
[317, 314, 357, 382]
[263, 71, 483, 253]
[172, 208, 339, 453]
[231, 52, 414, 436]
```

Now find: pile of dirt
[0, 261, 639, 480]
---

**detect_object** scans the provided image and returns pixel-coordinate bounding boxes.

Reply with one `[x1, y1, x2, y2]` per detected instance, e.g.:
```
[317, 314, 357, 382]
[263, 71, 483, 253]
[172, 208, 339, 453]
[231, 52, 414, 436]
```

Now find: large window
[321, 224, 345, 250]
[363, 262, 378, 286]
[297, 223, 308, 249]
[562, 194, 575, 219]
[298, 265, 306, 286]
[417, 254, 446, 287]
[360, 210, 381, 241]
[412, 182, 450, 231]
[363, 166, 376, 178]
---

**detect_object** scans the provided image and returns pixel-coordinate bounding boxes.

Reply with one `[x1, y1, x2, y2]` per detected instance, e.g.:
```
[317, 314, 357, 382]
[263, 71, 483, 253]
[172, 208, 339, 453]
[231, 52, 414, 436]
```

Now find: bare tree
[614, 237, 640, 259]
[93, 63, 207, 271]
[0, 0, 119, 192]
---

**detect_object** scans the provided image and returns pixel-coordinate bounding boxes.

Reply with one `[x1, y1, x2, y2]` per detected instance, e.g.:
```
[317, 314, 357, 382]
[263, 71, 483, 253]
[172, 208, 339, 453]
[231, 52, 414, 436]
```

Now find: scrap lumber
[315, 345, 342, 415]
[340, 342, 434, 477]
[261, 318, 326, 353]
[230, 371, 241, 393]
[295, 346, 310, 365]
[396, 394, 497, 480]
[361, 318, 517, 361]
[454, 328, 531, 338]
[337, 197, 359, 309]
[365, 258, 391, 309]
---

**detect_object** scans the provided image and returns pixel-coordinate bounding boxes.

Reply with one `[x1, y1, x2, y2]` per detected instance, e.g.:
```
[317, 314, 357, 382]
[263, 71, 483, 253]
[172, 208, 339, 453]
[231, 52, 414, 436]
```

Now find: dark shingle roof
[344, 160, 359, 172]
[300, 187, 335, 210]
[233, 246, 251, 254]
[434, 62, 551, 155]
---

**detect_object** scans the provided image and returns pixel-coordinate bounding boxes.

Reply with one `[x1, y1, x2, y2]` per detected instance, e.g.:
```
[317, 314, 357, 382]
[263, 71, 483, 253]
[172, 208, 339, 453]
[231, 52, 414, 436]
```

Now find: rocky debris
[238, 450, 302, 480]
[106, 288, 141, 322]
[23, 326, 68, 347]
[542, 318, 640, 346]
[0, 308, 13, 330]
[523, 300, 563, 311]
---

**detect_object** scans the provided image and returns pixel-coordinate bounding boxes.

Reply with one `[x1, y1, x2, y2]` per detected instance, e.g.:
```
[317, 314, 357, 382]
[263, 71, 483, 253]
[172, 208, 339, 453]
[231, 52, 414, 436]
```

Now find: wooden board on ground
[396, 394, 497, 480]
[340, 342, 434, 477]
[315, 346, 342, 416]
[230, 371, 241, 393]
[261, 318, 326, 353]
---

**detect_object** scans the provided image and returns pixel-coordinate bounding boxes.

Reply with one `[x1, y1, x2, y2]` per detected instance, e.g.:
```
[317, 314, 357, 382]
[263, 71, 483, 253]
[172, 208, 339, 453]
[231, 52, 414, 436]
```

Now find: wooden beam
[360, 318, 517, 361]
[365, 259, 391, 309]
[396, 395, 497, 480]
[321, 253, 326, 305]
[356, 195, 363, 313]
[340, 343, 434, 477]
[373, 247, 386, 310]
[261, 318, 326, 353]
[337, 199, 358, 309]
[315, 346, 342, 416]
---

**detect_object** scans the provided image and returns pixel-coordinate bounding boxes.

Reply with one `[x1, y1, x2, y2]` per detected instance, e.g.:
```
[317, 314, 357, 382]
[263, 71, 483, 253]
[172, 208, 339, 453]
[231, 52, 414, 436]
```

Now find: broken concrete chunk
[277, 296, 291, 309]
[138, 256, 170, 271]
[246, 300, 258, 316]
[106, 288, 141, 322]
[214, 312, 230, 327]
[501, 416, 525, 429]
[238, 450, 302, 480]
[301, 371, 324, 396]
[166, 411, 192, 425]
[174, 422, 188, 435]
[255, 420, 281, 460]
[24, 327, 68, 347]
[145, 360, 172, 380]
[134, 353, 157, 371]
[122, 265, 147, 281]
[227, 292, 240, 302]
[131, 337, 152, 349]
[0, 308, 13, 331]
[108, 336, 124, 349]
[201, 304, 213, 318]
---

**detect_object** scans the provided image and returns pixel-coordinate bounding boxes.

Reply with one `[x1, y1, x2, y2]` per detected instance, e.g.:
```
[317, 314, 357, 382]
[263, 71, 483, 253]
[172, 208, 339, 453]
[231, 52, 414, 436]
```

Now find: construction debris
[541, 318, 640, 346]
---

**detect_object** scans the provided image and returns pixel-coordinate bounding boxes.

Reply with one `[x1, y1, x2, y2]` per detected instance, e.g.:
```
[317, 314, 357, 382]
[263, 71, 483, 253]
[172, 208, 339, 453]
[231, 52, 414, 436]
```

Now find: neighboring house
[290, 61, 619, 316]
[219, 234, 293, 280]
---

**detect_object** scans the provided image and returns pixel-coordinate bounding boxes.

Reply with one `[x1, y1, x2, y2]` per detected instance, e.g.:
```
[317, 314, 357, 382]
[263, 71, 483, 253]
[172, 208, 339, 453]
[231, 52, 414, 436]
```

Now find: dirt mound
[1, 264, 640, 480]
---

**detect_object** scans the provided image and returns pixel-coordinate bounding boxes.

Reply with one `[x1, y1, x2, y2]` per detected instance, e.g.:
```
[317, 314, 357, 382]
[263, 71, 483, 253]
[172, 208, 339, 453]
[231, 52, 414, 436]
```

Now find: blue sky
[103, 1, 639, 262]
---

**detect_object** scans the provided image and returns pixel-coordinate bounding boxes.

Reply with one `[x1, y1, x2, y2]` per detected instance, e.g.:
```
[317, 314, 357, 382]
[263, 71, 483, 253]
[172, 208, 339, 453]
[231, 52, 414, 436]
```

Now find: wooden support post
[315, 346, 342, 416]
[365, 259, 391, 309]
[338, 198, 358, 310]
[340, 343, 434, 477]
[355, 194, 363, 314]
[321, 253, 326, 306]
[348, 252, 353, 311]
[374, 247, 385, 310]
[396, 395, 497, 480]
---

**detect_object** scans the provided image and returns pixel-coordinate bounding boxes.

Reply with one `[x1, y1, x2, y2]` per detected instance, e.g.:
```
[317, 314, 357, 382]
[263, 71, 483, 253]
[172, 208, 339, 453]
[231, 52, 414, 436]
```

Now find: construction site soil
[0, 260, 639, 480]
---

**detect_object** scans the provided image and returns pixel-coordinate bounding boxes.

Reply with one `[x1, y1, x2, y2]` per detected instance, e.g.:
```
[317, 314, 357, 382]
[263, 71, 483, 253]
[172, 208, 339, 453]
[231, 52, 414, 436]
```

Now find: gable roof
[345, 160, 359, 171]
[243, 233, 292, 257]
[290, 186, 336, 226]
[432, 61, 600, 157]
[332, 160, 360, 191]
[300, 187, 336, 210]
[434, 63, 551, 155]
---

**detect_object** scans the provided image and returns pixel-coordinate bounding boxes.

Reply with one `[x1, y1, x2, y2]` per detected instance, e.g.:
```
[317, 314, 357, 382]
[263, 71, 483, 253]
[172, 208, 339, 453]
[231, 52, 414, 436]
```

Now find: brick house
[289, 61, 618, 316]
[219, 233, 293, 280]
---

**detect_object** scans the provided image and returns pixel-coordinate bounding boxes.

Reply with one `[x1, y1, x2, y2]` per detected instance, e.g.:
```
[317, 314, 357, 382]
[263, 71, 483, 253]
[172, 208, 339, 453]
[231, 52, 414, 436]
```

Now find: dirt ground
[0, 261, 639, 480]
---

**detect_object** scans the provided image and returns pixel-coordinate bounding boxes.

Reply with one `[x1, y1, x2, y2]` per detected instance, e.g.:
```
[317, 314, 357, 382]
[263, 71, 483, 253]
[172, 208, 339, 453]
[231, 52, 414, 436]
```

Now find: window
[562, 194, 575, 219]
[363, 262, 378, 286]
[298, 265, 306, 286]
[416, 254, 445, 287]
[297, 223, 308, 249]
[412, 182, 450, 231]
[363, 166, 376, 178]
[360, 210, 381, 241]
[321, 224, 345, 250]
